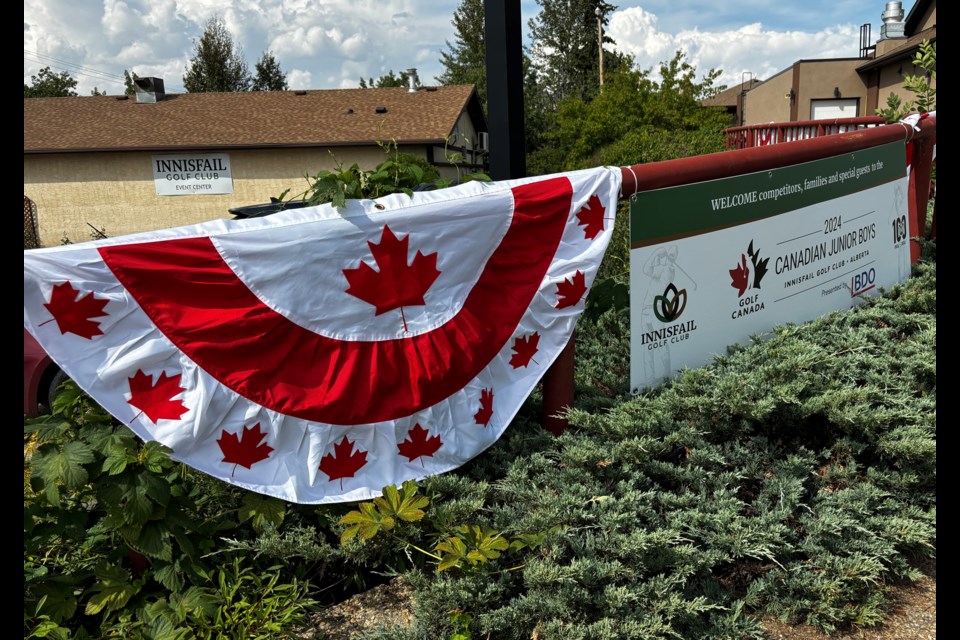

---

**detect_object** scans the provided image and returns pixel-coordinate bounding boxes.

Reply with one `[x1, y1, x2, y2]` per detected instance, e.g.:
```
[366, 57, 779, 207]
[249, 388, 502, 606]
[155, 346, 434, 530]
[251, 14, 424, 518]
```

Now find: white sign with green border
[629, 141, 910, 393]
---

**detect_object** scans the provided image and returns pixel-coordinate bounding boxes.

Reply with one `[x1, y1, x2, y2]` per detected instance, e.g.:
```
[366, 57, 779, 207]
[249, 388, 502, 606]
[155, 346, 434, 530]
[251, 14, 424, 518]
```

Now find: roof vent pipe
[879, 1, 905, 40]
[406, 68, 419, 93]
[881, 1, 904, 24]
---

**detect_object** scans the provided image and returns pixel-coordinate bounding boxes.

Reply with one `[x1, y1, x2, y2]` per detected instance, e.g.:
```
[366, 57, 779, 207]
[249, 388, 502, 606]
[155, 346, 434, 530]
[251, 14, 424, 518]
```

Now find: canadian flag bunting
[23, 167, 621, 503]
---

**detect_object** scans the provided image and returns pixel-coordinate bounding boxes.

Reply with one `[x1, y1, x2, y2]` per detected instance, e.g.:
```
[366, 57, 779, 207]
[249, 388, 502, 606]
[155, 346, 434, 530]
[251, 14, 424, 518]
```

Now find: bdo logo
[851, 267, 876, 297]
[653, 283, 687, 322]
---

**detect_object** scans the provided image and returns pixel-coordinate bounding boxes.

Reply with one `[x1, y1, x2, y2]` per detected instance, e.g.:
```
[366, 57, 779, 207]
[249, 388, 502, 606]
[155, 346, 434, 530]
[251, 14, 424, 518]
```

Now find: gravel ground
[303, 564, 935, 640]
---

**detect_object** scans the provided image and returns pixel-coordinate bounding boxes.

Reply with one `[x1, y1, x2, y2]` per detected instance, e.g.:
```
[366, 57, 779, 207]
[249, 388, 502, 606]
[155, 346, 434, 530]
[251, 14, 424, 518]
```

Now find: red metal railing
[724, 116, 887, 150]
[543, 115, 937, 434]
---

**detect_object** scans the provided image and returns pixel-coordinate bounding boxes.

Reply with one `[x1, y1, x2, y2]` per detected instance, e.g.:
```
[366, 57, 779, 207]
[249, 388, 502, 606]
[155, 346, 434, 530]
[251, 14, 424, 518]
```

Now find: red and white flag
[23, 167, 621, 503]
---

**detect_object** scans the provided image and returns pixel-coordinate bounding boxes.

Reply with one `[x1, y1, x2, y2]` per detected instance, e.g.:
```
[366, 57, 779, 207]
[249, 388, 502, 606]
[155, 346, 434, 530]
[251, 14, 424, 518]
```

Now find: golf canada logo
[729, 240, 768, 319]
[641, 282, 697, 347]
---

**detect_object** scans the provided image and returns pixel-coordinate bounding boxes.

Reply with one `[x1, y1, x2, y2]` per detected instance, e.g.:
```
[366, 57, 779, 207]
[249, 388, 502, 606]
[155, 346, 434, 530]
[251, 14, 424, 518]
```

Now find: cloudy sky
[24, 0, 903, 95]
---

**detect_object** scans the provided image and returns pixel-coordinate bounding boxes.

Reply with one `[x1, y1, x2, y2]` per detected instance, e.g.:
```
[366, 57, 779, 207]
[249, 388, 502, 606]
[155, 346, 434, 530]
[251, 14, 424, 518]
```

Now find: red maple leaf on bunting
[41, 282, 109, 339]
[575, 194, 606, 240]
[555, 271, 587, 309]
[127, 370, 188, 424]
[398, 424, 443, 466]
[474, 388, 494, 427]
[343, 225, 441, 332]
[218, 423, 274, 476]
[509, 333, 540, 369]
[729, 254, 750, 297]
[320, 436, 368, 488]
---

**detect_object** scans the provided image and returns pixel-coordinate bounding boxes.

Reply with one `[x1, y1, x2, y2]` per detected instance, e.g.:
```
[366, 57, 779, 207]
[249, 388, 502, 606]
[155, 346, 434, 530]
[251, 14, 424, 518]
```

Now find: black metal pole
[484, 0, 526, 180]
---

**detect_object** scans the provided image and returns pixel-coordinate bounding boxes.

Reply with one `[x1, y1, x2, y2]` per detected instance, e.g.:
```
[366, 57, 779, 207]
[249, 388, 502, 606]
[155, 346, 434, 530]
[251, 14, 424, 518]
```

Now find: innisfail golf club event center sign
[629, 141, 910, 393]
[152, 153, 234, 196]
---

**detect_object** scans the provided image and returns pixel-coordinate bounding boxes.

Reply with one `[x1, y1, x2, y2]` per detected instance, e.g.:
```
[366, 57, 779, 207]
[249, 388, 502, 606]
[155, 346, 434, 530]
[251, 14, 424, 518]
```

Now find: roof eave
[24, 139, 451, 155]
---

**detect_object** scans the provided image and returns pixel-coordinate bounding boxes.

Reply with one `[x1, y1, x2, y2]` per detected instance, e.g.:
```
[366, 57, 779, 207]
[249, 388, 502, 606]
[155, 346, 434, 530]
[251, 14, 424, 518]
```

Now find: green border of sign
[630, 142, 905, 248]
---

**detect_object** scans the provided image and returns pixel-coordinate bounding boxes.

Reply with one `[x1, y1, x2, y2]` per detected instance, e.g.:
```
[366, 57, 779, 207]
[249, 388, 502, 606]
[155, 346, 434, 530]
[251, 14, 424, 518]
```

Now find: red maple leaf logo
[397, 423, 443, 466]
[730, 254, 750, 297]
[41, 282, 109, 339]
[319, 436, 368, 488]
[509, 333, 540, 369]
[343, 225, 441, 331]
[555, 271, 587, 309]
[474, 388, 494, 427]
[218, 423, 274, 476]
[127, 369, 188, 424]
[575, 194, 607, 240]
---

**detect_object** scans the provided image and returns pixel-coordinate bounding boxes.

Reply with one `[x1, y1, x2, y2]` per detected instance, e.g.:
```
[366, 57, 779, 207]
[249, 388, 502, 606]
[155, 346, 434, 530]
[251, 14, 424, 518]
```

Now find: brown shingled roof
[24, 85, 482, 154]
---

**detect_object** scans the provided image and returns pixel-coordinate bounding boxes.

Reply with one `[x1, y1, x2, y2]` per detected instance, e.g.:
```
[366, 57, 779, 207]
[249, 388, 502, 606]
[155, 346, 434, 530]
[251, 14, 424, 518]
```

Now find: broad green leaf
[33, 440, 94, 489]
[239, 492, 286, 533]
[101, 445, 130, 475]
[130, 520, 173, 561]
[84, 563, 141, 615]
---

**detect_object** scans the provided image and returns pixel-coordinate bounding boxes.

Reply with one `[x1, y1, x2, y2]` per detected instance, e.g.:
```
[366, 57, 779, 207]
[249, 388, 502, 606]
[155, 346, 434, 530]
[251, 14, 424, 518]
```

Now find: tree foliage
[252, 50, 288, 91]
[437, 0, 487, 106]
[877, 39, 936, 122]
[183, 16, 252, 93]
[24, 66, 78, 98]
[123, 69, 137, 96]
[528, 50, 730, 174]
[527, 0, 628, 104]
[359, 69, 414, 89]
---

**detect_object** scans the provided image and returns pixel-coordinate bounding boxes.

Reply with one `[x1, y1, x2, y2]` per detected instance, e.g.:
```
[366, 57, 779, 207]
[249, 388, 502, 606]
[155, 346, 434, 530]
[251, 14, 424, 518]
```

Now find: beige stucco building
[24, 83, 487, 247]
[730, 0, 935, 126]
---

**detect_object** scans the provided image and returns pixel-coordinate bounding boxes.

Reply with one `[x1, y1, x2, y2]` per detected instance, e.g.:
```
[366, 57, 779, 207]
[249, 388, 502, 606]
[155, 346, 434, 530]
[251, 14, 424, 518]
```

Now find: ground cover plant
[25, 243, 935, 638]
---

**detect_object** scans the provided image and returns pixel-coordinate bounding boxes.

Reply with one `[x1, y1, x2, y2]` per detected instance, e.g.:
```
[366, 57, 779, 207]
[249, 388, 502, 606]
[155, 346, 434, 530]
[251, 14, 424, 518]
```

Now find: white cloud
[608, 6, 862, 88]
[286, 68, 312, 90]
[25, 0, 881, 96]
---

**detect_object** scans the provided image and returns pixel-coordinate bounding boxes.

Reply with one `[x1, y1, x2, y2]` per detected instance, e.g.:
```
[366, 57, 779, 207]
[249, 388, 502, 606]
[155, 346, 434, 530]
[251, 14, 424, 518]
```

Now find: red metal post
[542, 332, 576, 435]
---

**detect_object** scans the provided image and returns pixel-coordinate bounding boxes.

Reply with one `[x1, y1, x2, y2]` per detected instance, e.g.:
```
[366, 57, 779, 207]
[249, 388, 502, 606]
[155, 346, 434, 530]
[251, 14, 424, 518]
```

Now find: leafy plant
[877, 39, 936, 122]
[281, 135, 489, 210]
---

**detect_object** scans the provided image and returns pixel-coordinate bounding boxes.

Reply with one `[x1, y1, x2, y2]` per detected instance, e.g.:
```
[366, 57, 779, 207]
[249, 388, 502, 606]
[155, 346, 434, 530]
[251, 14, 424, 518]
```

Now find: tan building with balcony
[24, 82, 487, 247]
[734, 0, 935, 126]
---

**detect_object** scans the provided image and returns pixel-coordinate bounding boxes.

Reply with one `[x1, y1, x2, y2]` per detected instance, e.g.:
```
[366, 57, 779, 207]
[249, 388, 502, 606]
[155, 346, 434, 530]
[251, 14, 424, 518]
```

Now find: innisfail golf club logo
[729, 240, 769, 297]
[729, 240, 768, 319]
[653, 282, 687, 323]
[641, 281, 697, 348]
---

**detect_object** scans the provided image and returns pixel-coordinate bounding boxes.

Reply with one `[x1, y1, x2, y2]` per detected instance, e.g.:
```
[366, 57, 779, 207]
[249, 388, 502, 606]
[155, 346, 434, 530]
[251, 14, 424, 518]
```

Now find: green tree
[183, 16, 251, 92]
[527, 51, 729, 174]
[123, 69, 137, 95]
[359, 70, 413, 89]
[24, 67, 78, 97]
[877, 39, 936, 122]
[527, 0, 627, 103]
[252, 50, 288, 91]
[437, 0, 487, 106]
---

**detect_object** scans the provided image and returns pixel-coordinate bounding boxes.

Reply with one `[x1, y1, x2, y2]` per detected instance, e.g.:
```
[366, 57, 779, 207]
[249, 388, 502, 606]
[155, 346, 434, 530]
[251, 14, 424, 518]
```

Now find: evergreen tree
[123, 69, 137, 95]
[252, 51, 288, 91]
[24, 67, 79, 97]
[183, 16, 251, 92]
[359, 70, 413, 89]
[437, 0, 487, 106]
[527, 0, 625, 103]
